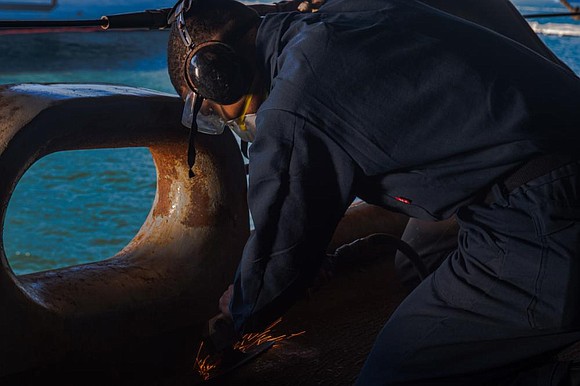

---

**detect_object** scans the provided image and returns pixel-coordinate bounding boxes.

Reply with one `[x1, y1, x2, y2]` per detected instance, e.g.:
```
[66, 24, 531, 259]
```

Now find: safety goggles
[182, 92, 256, 140]
[182, 91, 226, 135]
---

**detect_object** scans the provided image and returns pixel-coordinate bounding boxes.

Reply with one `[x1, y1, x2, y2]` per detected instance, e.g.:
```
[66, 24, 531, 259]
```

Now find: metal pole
[0, 19, 104, 28]
[0, 8, 171, 30]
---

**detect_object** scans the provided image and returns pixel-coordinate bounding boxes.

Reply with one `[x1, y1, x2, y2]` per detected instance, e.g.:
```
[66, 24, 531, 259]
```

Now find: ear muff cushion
[186, 42, 251, 105]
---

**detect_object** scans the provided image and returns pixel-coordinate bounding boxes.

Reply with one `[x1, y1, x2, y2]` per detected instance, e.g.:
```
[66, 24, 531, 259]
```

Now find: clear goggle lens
[181, 92, 257, 142]
[181, 91, 198, 129]
[182, 91, 225, 135]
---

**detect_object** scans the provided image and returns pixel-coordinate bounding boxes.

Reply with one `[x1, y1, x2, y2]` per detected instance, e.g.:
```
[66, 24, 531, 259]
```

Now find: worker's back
[258, 0, 580, 219]
[419, 0, 571, 69]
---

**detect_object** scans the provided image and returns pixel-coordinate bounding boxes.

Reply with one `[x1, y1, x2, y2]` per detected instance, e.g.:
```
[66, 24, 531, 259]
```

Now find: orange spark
[193, 317, 305, 380]
[193, 341, 220, 381]
[233, 317, 305, 353]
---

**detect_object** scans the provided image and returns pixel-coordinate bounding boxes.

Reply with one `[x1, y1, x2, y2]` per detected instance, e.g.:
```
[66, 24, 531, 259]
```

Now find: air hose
[329, 232, 429, 282]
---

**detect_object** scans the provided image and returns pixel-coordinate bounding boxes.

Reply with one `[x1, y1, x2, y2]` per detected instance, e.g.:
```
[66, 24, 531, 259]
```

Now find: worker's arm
[228, 109, 358, 334]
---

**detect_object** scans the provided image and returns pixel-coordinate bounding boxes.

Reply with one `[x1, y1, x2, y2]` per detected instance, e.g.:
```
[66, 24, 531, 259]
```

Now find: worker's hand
[296, 0, 325, 13]
[219, 284, 234, 319]
[204, 313, 238, 354]
[251, 0, 325, 15]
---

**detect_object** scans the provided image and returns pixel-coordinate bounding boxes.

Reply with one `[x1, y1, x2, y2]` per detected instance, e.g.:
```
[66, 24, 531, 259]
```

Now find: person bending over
[167, 0, 580, 384]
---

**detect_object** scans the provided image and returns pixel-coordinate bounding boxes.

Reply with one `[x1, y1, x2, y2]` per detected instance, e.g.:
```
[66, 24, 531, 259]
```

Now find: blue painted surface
[0, 0, 579, 275]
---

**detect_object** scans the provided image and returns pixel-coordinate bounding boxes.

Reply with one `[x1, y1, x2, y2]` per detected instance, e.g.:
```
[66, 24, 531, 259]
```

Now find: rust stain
[150, 143, 181, 218]
[149, 142, 218, 228]
[0, 99, 9, 110]
[184, 150, 213, 228]
[148, 136, 245, 230]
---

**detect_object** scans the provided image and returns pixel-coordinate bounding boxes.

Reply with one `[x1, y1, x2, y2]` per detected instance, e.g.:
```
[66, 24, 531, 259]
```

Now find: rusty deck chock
[0, 83, 250, 377]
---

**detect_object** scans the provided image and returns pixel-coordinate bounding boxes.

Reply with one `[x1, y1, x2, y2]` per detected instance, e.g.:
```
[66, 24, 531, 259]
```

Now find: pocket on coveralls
[532, 206, 578, 237]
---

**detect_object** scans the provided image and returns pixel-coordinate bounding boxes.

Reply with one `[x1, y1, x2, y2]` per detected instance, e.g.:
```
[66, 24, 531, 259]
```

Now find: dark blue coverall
[228, 0, 580, 383]
[392, 0, 576, 291]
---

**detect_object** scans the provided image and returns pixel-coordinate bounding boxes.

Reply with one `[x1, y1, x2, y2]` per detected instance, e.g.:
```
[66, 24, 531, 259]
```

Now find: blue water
[0, 30, 175, 275]
[1, 0, 579, 275]
[0, 0, 177, 20]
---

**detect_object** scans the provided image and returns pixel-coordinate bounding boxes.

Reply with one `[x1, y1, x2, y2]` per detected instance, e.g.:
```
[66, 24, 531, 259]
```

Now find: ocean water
[1, 0, 579, 275]
[0, 16, 177, 274]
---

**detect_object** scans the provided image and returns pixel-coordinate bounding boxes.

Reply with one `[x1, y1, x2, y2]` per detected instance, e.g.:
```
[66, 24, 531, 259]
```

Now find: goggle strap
[188, 94, 204, 178]
[178, 12, 193, 47]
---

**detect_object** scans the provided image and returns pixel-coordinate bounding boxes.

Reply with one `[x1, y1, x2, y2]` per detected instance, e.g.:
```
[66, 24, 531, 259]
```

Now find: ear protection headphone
[184, 40, 252, 105]
[170, 0, 253, 105]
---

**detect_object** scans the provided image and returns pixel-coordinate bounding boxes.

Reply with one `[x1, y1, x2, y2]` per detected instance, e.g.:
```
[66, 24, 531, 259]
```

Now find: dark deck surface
[7, 247, 580, 386]
[4, 243, 410, 386]
[210, 255, 409, 386]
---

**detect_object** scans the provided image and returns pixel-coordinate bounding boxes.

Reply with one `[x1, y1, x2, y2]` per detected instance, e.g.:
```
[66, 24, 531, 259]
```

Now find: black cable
[187, 95, 204, 178]
[524, 11, 580, 19]
[363, 233, 430, 281]
[101, 8, 171, 30]
[0, 19, 105, 28]
[331, 233, 429, 282]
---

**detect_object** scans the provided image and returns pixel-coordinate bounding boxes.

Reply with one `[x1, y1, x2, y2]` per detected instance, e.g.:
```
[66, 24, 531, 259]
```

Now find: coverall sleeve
[229, 109, 358, 334]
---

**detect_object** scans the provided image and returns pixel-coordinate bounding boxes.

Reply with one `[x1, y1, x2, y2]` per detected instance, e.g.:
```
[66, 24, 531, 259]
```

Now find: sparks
[193, 317, 306, 380]
[233, 317, 305, 353]
[193, 341, 220, 381]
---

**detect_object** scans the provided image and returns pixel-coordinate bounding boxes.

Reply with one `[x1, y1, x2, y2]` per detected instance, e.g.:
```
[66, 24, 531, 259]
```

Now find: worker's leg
[356, 160, 580, 385]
